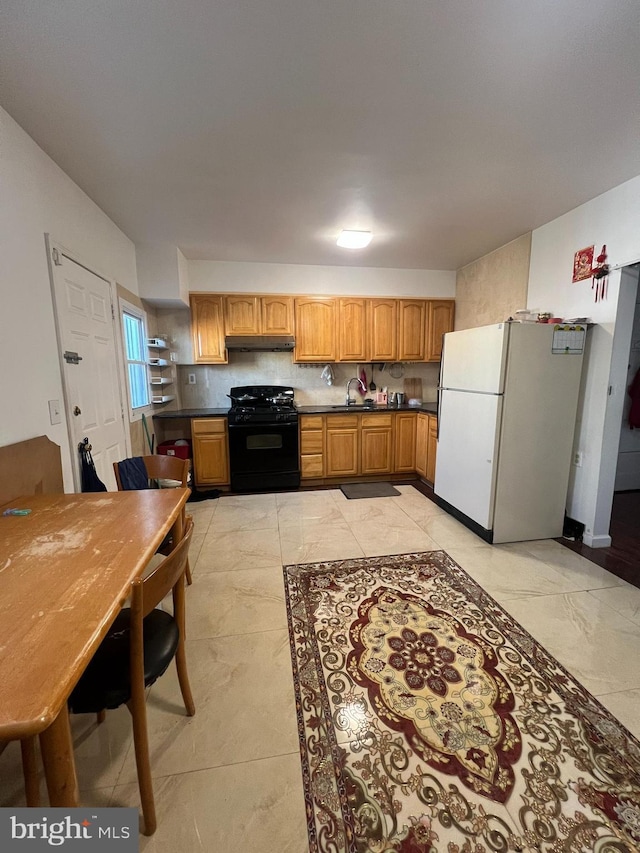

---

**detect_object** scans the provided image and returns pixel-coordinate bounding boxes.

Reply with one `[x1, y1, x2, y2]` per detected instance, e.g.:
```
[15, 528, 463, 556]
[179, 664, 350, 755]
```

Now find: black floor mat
[340, 482, 401, 500]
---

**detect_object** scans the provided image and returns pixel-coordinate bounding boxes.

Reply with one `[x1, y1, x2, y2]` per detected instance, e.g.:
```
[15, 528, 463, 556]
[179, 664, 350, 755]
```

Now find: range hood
[225, 335, 295, 352]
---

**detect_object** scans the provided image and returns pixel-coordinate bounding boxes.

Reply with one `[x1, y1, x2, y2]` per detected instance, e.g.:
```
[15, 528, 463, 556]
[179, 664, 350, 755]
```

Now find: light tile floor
[2, 485, 640, 851]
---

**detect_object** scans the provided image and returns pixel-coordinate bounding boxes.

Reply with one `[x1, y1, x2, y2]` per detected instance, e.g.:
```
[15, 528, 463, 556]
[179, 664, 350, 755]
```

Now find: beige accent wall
[454, 233, 531, 330]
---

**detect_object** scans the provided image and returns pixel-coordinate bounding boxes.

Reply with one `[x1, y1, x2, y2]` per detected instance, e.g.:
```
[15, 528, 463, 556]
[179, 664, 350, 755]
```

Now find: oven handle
[228, 421, 299, 429]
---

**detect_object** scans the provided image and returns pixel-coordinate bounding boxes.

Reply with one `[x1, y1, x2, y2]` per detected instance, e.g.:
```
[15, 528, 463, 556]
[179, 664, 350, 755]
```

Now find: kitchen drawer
[301, 431, 324, 454]
[326, 414, 358, 429]
[361, 413, 392, 428]
[300, 415, 324, 430]
[301, 454, 324, 478]
[192, 418, 227, 435]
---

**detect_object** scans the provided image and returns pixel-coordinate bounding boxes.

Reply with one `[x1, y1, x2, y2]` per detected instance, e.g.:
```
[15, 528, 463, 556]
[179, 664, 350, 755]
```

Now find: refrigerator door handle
[436, 338, 445, 441]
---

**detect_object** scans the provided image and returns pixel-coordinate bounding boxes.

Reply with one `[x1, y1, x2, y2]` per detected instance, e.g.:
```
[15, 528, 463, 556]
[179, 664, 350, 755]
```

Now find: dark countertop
[297, 403, 438, 415]
[153, 403, 438, 419]
[152, 408, 229, 419]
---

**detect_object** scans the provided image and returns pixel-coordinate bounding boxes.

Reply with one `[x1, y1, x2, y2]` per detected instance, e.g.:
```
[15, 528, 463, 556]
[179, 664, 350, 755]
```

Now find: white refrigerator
[434, 322, 586, 543]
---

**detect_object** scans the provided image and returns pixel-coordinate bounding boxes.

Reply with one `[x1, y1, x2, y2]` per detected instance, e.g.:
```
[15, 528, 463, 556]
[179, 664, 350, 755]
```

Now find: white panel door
[441, 323, 508, 393]
[434, 389, 502, 529]
[51, 253, 128, 491]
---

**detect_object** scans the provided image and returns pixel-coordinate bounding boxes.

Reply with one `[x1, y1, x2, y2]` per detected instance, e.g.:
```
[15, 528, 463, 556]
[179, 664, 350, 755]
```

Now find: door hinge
[51, 247, 62, 266]
[111, 303, 115, 320]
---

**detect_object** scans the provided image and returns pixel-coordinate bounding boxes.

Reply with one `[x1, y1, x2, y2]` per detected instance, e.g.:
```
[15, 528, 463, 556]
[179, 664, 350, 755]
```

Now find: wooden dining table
[0, 488, 190, 806]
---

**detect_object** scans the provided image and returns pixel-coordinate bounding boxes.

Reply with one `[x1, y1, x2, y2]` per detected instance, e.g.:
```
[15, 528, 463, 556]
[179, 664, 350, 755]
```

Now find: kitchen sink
[328, 405, 377, 411]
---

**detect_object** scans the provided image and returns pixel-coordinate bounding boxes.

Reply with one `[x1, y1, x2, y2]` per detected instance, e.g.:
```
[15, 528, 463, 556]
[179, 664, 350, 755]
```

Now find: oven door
[228, 421, 300, 490]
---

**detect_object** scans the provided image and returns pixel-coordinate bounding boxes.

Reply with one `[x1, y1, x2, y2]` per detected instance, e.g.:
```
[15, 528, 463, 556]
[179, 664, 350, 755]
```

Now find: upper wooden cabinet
[294, 297, 337, 362]
[225, 295, 260, 335]
[368, 299, 398, 362]
[426, 300, 455, 362]
[398, 300, 427, 362]
[338, 298, 368, 362]
[190, 292, 454, 364]
[190, 294, 227, 364]
[225, 294, 293, 336]
[262, 295, 294, 335]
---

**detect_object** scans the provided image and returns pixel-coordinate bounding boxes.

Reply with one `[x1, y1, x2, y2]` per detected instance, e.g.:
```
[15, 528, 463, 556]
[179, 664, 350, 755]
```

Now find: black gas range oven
[227, 385, 301, 492]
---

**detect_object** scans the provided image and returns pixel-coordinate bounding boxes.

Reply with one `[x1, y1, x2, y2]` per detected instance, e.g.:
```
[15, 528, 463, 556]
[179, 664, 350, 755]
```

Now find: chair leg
[126, 697, 156, 836]
[96, 710, 106, 725]
[185, 557, 193, 586]
[175, 644, 195, 717]
[20, 737, 40, 807]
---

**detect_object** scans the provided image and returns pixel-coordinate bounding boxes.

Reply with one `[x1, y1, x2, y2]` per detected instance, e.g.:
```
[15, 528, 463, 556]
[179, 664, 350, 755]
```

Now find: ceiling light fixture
[337, 230, 372, 249]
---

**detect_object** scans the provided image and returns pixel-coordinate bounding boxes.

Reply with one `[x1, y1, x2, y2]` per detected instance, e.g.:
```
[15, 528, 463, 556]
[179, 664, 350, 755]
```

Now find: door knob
[73, 406, 81, 416]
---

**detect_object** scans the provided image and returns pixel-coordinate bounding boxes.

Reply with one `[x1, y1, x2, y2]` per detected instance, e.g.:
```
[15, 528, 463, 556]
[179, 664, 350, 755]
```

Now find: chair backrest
[142, 455, 189, 487]
[132, 517, 194, 620]
[113, 455, 189, 491]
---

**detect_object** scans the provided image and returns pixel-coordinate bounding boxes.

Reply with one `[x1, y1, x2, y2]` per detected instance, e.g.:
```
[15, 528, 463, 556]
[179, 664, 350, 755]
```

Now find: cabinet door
[326, 429, 359, 476]
[415, 413, 428, 478]
[368, 299, 397, 361]
[361, 428, 393, 475]
[426, 415, 438, 484]
[398, 300, 426, 362]
[190, 294, 227, 364]
[294, 298, 337, 362]
[394, 412, 417, 472]
[338, 298, 368, 361]
[225, 296, 260, 335]
[192, 419, 230, 486]
[262, 296, 294, 335]
[426, 300, 455, 362]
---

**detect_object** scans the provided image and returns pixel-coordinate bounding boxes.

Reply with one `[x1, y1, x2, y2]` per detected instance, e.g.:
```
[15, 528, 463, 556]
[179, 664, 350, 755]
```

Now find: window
[120, 300, 150, 417]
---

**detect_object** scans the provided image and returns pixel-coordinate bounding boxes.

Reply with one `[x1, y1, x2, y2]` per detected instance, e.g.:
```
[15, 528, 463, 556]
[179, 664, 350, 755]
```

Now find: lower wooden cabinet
[361, 414, 393, 475]
[191, 418, 230, 486]
[394, 412, 417, 473]
[415, 412, 438, 483]
[300, 411, 435, 482]
[300, 415, 324, 479]
[426, 415, 438, 484]
[326, 415, 359, 477]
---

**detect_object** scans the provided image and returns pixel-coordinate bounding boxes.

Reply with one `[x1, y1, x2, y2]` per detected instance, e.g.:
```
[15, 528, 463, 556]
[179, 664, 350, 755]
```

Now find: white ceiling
[1, 0, 639, 270]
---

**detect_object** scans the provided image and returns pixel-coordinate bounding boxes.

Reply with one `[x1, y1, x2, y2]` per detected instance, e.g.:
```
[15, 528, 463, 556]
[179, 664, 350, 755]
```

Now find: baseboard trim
[582, 532, 612, 549]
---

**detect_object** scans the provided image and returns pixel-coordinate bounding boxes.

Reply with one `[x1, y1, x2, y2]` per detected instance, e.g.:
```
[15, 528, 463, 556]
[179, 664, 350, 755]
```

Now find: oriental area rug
[284, 551, 640, 853]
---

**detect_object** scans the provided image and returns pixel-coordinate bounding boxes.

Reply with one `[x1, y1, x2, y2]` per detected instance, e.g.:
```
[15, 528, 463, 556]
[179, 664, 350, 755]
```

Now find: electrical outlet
[188, 373, 196, 385]
[573, 451, 583, 467]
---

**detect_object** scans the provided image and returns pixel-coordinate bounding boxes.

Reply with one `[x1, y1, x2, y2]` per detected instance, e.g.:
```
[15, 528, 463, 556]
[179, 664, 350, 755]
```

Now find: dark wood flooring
[558, 490, 640, 589]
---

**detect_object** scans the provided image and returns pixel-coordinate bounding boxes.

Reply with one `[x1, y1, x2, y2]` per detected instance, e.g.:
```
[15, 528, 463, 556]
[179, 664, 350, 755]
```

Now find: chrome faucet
[346, 376, 366, 405]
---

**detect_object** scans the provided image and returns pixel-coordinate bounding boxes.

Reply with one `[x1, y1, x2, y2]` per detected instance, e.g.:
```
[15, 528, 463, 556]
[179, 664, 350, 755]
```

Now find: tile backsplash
[177, 353, 439, 408]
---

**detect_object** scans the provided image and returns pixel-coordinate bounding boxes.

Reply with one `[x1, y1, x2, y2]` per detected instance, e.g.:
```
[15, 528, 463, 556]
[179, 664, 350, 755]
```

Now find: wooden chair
[113, 454, 189, 490]
[113, 455, 194, 584]
[68, 517, 195, 836]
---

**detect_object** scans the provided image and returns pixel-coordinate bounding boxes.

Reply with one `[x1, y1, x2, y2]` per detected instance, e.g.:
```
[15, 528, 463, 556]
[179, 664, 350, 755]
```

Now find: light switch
[48, 399, 62, 425]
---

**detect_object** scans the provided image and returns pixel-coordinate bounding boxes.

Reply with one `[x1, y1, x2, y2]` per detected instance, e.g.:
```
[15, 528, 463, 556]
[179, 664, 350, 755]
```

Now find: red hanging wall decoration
[572, 245, 594, 282]
[592, 244, 609, 302]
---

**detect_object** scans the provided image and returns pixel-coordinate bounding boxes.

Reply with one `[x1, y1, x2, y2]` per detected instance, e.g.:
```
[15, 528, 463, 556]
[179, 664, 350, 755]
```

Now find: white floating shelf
[151, 394, 175, 404]
[150, 377, 173, 386]
[147, 338, 168, 349]
[148, 357, 169, 367]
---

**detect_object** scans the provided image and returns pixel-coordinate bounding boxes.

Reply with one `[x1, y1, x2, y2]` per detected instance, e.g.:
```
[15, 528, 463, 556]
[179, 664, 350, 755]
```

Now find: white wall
[189, 260, 455, 297]
[528, 175, 640, 546]
[0, 106, 138, 488]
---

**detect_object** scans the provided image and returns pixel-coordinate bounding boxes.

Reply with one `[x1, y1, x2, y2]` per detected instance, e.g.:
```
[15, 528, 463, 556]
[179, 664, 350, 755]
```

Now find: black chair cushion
[68, 608, 179, 714]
